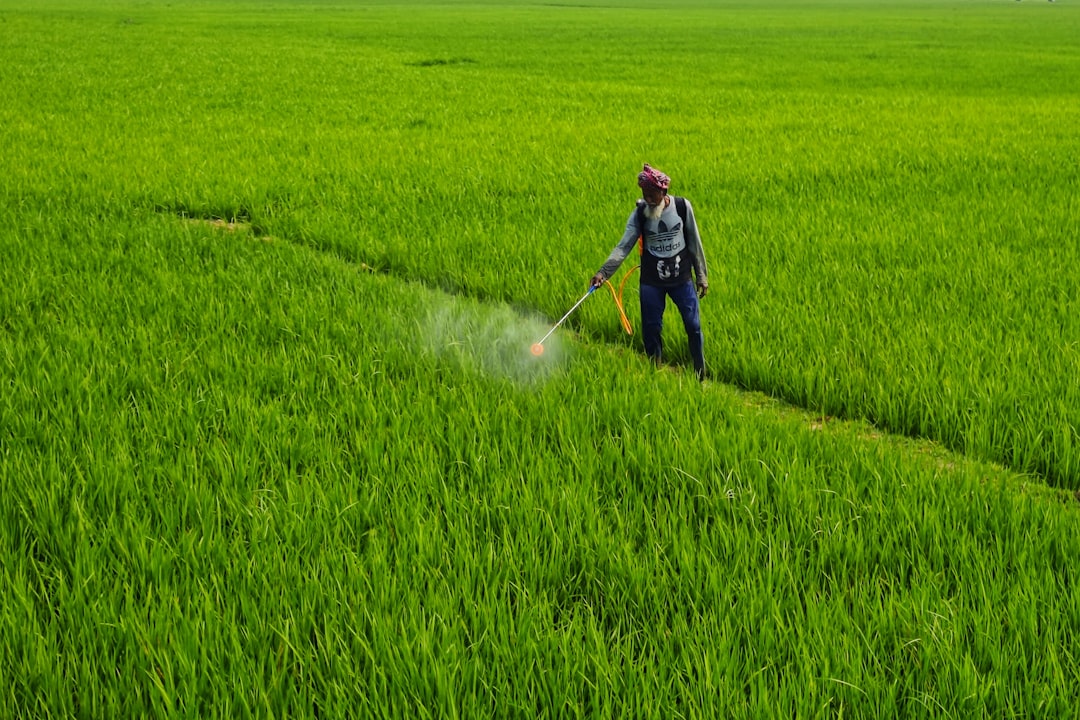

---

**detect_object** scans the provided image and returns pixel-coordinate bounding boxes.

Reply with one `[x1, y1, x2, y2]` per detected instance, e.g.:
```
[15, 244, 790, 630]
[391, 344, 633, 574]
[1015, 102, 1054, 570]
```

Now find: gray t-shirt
[597, 197, 708, 287]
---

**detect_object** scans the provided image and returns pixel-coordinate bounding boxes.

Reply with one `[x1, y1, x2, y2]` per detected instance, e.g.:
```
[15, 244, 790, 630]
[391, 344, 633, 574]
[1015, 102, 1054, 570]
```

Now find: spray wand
[530, 286, 596, 356]
[530, 265, 641, 356]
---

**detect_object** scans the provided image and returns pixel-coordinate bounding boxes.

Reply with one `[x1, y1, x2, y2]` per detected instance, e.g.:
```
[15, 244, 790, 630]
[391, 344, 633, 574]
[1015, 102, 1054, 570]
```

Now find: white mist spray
[421, 296, 567, 386]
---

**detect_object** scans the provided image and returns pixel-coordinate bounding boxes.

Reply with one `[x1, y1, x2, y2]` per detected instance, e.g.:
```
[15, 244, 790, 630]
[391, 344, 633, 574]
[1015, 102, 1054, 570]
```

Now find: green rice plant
[2, 1, 1080, 717]
[3, 206, 1079, 717]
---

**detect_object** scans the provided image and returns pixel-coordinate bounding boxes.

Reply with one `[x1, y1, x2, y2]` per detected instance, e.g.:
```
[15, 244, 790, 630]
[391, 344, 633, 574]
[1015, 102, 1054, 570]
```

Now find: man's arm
[683, 200, 708, 291]
[592, 209, 640, 285]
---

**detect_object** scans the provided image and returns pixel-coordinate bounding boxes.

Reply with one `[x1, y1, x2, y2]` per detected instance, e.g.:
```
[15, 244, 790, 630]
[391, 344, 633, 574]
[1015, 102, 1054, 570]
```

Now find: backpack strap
[634, 200, 646, 256]
[674, 196, 687, 225]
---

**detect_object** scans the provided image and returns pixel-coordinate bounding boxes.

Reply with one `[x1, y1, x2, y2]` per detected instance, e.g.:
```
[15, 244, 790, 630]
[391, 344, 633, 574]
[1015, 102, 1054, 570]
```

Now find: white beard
[644, 200, 666, 221]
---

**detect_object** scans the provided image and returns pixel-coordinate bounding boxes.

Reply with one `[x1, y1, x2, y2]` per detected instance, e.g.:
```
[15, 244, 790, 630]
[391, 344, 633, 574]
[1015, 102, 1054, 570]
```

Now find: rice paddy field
[3, 0, 1080, 716]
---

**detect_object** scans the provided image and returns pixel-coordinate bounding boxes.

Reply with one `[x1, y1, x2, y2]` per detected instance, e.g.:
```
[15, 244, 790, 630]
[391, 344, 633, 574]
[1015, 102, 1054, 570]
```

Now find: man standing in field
[591, 163, 709, 381]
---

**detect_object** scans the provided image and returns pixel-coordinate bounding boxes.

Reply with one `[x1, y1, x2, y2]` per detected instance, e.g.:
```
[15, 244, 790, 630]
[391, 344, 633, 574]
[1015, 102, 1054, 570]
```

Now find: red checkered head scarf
[637, 163, 671, 192]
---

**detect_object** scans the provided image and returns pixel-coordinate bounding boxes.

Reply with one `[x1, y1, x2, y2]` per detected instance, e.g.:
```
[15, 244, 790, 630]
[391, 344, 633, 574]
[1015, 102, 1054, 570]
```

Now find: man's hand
[590, 273, 606, 289]
[697, 282, 709, 299]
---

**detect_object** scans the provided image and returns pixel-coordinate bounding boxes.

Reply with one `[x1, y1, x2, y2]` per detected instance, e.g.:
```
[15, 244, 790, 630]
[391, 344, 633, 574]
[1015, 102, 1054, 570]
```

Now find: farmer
[590, 163, 709, 380]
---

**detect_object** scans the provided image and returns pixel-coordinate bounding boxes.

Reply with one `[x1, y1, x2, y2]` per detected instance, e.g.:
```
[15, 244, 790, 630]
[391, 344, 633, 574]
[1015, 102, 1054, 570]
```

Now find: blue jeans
[639, 281, 705, 374]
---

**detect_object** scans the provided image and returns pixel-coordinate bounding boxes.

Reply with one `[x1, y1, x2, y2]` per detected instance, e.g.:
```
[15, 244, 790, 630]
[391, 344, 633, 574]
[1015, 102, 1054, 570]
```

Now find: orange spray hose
[604, 265, 639, 335]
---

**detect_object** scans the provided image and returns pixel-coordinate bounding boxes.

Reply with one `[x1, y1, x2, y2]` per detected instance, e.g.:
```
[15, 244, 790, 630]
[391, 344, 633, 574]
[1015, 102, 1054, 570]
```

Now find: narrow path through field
[173, 210, 1075, 500]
